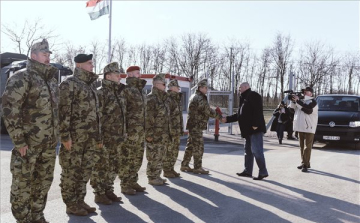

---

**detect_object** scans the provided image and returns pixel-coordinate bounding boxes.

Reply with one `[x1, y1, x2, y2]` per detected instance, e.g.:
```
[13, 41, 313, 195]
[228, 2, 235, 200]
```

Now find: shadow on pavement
[309, 169, 360, 184]
[200, 175, 359, 223]
[67, 214, 97, 223]
[97, 202, 147, 223]
[127, 192, 193, 223]
[167, 177, 291, 223]
[265, 180, 360, 223]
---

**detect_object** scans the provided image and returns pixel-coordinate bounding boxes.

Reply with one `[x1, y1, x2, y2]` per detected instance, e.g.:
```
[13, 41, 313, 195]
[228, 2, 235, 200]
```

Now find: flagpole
[108, 0, 112, 63]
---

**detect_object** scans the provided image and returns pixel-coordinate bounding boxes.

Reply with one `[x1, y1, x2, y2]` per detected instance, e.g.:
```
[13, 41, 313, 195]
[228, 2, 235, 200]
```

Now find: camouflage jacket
[167, 90, 184, 137]
[97, 79, 125, 145]
[186, 90, 222, 130]
[146, 87, 171, 143]
[119, 77, 147, 141]
[59, 68, 101, 143]
[2, 59, 59, 148]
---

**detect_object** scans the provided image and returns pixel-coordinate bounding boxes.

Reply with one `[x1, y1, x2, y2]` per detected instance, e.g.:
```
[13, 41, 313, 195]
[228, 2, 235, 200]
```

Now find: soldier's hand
[252, 126, 258, 130]
[146, 137, 153, 143]
[97, 143, 103, 149]
[18, 145, 29, 157]
[221, 117, 227, 123]
[62, 140, 72, 151]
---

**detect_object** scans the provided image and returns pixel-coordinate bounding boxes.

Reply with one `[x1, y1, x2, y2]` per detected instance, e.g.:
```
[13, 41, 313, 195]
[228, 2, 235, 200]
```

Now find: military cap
[197, 79, 208, 88]
[153, 73, 166, 83]
[168, 79, 180, 88]
[103, 62, 120, 74]
[74, 54, 93, 63]
[31, 39, 52, 54]
[126, 66, 140, 73]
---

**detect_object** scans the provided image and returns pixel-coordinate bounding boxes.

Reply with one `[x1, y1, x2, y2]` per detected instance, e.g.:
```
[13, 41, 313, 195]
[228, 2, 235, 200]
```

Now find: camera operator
[289, 87, 318, 172]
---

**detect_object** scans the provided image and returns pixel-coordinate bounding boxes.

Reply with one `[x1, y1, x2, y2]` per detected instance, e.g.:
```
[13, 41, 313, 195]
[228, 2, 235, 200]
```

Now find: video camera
[284, 89, 304, 101]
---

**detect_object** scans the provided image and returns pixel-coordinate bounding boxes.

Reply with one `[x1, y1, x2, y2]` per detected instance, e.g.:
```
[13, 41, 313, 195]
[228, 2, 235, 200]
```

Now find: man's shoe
[180, 165, 193, 172]
[287, 136, 296, 140]
[302, 167, 308, 172]
[95, 194, 112, 205]
[164, 171, 176, 178]
[297, 164, 304, 169]
[236, 171, 252, 177]
[253, 174, 269, 180]
[66, 204, 88, 216]
[32, 217, 49, 223]
[131, 183, 146, 192]
[148, 178, 165, 186]
[78, 201, 96, 213]
[171, 169, 181, 177]
[193, 167, 210, 174]
[279, 139, 282, 144]
[106, 191, 122, 202]
[121, 186, 136, 195]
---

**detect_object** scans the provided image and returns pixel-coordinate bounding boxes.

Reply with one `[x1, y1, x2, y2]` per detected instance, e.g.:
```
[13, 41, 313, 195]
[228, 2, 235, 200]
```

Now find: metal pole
[108, 0, 112, 63]
[229, 48, 234, 134]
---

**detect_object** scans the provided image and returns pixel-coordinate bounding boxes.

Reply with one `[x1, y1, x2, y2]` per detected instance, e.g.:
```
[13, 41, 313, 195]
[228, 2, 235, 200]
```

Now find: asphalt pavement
[1, 133, 359, 223]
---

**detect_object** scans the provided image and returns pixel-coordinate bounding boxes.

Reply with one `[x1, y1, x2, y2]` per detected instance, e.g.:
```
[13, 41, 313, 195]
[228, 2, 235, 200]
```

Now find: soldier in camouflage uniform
[2, 39, 58, 223]
[90, 62, 124, 204]
[118, 66, 147, 195]
[180, 79, 222, 174]
[163, 79, 183, 178]
[145, 73, 171, 185]
[58, 54, 102, 216]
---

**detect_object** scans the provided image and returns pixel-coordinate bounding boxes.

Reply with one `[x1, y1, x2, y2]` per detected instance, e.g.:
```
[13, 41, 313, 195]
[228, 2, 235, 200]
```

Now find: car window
[317, 96, 359, 112]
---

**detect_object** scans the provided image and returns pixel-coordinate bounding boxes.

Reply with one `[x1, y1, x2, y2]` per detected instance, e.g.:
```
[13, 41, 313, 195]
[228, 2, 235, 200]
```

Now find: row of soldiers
[2, 39, 223, 223]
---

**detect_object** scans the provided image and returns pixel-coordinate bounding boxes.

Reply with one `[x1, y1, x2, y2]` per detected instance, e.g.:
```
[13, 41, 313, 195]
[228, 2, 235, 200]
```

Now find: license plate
[323, 136, 340, 140]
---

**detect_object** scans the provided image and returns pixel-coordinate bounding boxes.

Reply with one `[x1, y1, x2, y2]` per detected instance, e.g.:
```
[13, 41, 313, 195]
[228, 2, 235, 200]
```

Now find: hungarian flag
[86, 0, 110, 20]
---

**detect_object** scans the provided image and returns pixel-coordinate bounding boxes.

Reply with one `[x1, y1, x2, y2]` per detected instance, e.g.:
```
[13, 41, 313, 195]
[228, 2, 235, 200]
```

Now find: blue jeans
[243, 132, 268, 176]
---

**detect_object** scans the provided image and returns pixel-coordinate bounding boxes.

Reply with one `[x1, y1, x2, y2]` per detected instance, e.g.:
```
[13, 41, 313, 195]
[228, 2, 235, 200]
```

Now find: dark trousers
[276, 123, 285, 140]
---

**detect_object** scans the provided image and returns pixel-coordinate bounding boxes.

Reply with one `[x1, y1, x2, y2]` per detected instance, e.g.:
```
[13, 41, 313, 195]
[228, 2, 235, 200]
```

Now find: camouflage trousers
[146, 141, 169, 180]
[181, 130, 204, 169]
[59, 138, 100, 207]
[119, 138, 145, 187]
[10, 142, 56, 223]
[90, 143, 122, 195]
[163, 136, 181, 172]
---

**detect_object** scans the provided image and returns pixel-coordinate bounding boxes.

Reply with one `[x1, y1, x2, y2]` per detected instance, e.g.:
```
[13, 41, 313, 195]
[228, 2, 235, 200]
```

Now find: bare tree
[89, 40, 106, 73]
[164, 37, 180, 75]
[177, 33, 212, 84]
[138, 44, 152, 74]
[2, 18, 58, 56]
[342, 53, 360, 94]
[113, 38, 126, 73]
[297, 41, 338, 94]
[152, 43, 167, 74]
[52, 42, 86, 69]
[257, 48, 272, 98]
[270, 33, 293, 100]
[222, 41, 251, 95]
[126, 45, 139, 66]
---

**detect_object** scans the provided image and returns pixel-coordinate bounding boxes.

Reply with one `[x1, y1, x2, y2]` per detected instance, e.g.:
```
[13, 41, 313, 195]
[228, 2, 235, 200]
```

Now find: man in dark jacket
[224, 82, 269, 180]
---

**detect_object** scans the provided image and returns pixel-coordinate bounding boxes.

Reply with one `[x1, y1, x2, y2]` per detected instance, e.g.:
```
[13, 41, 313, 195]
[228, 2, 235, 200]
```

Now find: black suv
[315, 94, 360, 144]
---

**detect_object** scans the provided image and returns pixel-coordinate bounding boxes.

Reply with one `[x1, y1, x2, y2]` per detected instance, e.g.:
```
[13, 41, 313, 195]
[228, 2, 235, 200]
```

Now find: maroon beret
[126, 66, 140, 73]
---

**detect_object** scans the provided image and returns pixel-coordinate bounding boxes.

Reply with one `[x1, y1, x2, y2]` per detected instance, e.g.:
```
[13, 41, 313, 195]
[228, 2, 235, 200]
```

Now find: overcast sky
[1, 1, 359, 56]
